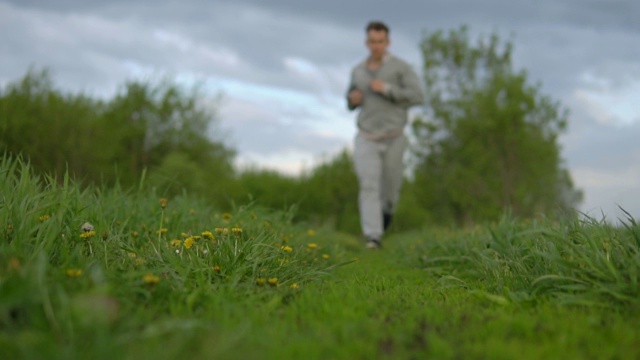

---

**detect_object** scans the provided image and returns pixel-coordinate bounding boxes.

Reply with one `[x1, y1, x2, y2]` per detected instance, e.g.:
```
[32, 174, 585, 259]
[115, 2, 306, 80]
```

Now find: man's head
[366, 21, 390, 61]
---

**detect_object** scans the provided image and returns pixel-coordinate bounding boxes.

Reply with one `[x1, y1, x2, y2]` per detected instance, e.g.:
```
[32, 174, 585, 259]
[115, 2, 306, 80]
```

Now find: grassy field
[2, 155, 640, 359]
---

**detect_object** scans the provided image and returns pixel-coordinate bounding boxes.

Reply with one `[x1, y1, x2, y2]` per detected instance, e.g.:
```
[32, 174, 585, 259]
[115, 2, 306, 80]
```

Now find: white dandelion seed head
[81, 222, 94, 232]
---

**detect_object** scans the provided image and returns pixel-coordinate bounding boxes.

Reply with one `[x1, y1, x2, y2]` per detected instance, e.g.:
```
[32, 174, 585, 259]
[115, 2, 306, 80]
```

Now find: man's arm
[346, 72, 361, 110]
[379, 63, 424, 108]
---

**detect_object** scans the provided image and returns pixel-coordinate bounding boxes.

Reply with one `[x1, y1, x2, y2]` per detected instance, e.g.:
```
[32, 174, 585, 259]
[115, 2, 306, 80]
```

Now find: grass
[2, 154, 640, 359]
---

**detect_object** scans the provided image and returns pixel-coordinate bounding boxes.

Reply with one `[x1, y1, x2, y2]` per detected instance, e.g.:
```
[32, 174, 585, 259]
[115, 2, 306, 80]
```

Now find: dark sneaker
[383, 212, 393, 231]
[366, 238, 381, 249]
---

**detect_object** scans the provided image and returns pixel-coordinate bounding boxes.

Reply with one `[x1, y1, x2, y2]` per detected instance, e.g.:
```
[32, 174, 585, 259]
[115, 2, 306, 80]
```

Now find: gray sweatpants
[354, 133, 407, 240]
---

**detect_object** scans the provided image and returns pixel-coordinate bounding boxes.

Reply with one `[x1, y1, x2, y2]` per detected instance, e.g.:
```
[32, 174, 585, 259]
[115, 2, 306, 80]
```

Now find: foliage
[0, 68, 236, 204]
[418, 212, 640, 307]
[0, 154, 350, 359]
[411, 26, 583, 225]
[2, 154, 640, 359]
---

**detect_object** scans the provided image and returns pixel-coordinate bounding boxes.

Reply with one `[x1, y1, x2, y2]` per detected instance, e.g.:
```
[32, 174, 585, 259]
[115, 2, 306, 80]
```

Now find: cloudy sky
[2, 0, 639, 221]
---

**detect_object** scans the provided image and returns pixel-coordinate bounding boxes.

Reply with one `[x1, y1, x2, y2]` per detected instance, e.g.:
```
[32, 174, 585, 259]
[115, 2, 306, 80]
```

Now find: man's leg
[381, 135, 407, 231]
[354, 134, 383, 243]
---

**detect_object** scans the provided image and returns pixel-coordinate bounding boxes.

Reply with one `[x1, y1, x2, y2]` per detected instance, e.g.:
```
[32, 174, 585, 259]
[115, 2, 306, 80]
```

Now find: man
[346, 21, 424, 249]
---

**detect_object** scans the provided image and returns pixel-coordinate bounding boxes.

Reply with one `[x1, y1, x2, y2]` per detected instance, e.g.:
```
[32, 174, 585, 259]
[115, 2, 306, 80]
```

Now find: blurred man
[346, 21, 424, 249]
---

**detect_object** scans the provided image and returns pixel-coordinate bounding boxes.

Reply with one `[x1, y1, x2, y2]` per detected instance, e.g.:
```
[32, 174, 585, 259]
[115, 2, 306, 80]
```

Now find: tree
[0, 68, 236, 198]
[99, 79, 235, 188]
[0, 68, 100, 180]
[411, 26, 582, 225]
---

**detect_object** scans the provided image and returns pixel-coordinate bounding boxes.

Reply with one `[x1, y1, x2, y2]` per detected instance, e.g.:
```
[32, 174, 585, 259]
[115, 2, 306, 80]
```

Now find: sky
[1, 0, 639, 222]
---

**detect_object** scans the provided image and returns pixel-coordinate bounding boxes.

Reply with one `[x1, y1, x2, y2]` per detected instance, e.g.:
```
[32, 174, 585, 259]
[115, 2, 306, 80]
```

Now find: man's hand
[369, 79, 386, 93]
[348, 89, 363, 106]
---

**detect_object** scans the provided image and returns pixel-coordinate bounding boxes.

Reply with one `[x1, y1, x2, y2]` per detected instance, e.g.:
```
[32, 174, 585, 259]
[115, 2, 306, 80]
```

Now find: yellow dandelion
[307, 229, 316, 237]
[222, 213, 233, 220]
[143, 273, 160, 285]
[156, 228, 168, 235]
[202, 231, 214, 240]
[290, 283, 299, 289]
[192, 235, 202, 241]
[267, 278, 278, 286]
[212, 265, 221, 273]
[322, 254, 330, 260]
[256, 278, 266, 286]
[80, 230, 97, 239]
[159, 198, 168, 208]
[231, 228, 243, 235]
[215, 228, 229, 235]
[184, 237, 195, 249]
[170, 239, 182, 247]
[181, 232, 189, 238]
[281, 245, 293, 253]
[66, 268, 83, 277]
[307, 243, 318, 249]
[132, 231, 139, 238]
[39, 214, 50, 223]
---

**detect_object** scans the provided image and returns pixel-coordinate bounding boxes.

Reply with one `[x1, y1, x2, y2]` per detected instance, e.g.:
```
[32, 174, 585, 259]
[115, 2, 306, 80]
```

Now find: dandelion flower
[322, 254, 330, 260]
[156, 228, 168, 235]
[307, 243, 318, 249]
[268, 278, 278, 286]
[215, 228, 229, 235]
[39, 215, 50, 223]
[256, 278, 266, 286]
[202, 231, 214, 240]
[281, 245, 293, 253]
[132, 231, 139, 238]
[307, 229, 316, 237]
[184, 237, 195, 249]
[143, 273, 160, 285]
[66, 268, 83, 277]
[212, 265, 221, 273]
[80, 231, 97, 239]
[170, 239, 182, 247]
[231, 228, 243, 235]
[159, 198, 168, 209]
[222, 213, 233, 220]
[290, 283, 299, 289]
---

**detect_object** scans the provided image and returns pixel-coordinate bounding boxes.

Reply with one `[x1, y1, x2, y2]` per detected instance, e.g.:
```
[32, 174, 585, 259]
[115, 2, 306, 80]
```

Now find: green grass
[2, 154, 640, 359]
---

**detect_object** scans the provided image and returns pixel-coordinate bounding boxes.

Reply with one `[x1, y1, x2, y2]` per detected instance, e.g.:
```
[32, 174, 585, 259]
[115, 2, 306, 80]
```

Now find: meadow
[2, 154, 640, 359]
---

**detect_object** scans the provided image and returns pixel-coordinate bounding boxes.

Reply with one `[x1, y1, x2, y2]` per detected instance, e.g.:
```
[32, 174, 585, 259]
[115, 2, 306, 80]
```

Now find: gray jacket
[346, 54, 424, 137]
